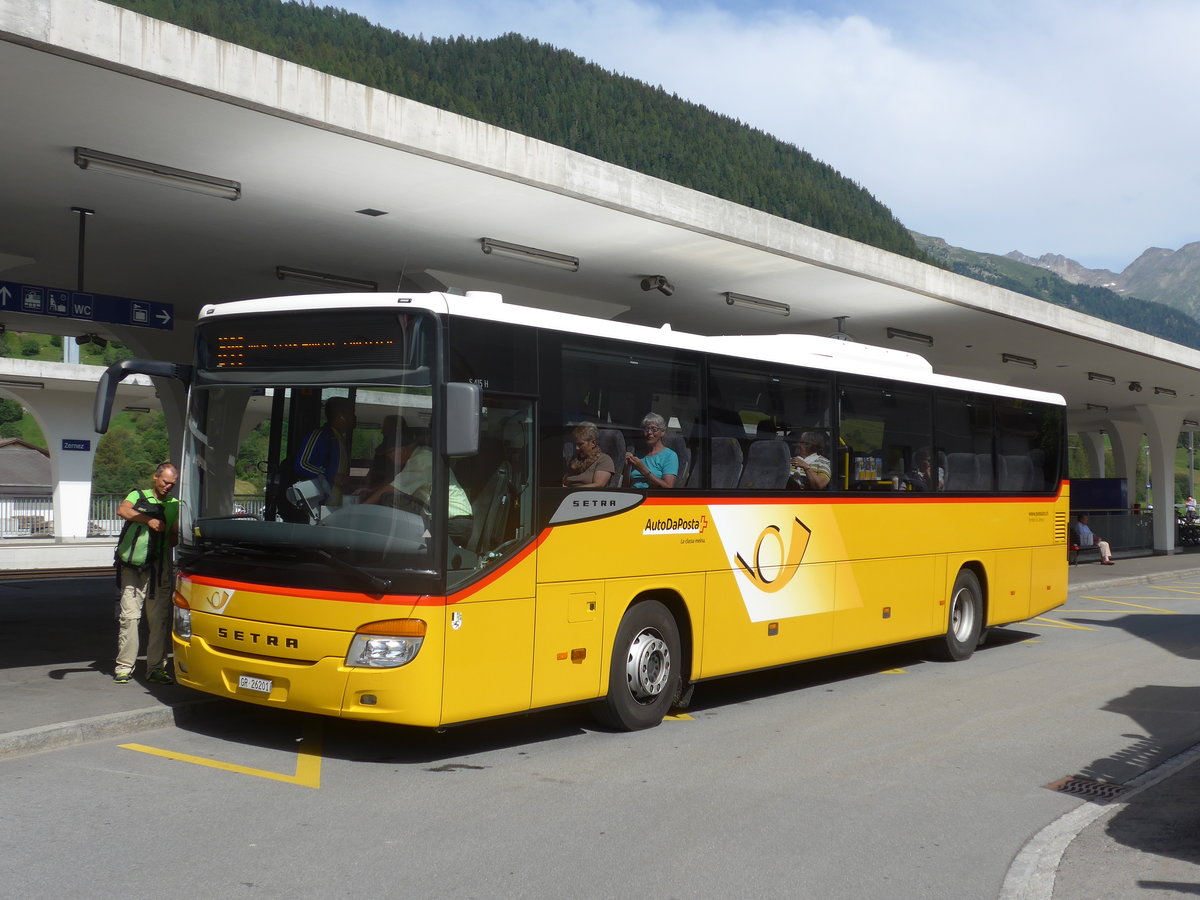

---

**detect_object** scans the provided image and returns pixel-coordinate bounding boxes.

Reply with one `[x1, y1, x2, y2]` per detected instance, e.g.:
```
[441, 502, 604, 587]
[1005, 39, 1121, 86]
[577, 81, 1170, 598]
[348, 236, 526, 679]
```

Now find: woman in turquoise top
[626, 412, 679, 488]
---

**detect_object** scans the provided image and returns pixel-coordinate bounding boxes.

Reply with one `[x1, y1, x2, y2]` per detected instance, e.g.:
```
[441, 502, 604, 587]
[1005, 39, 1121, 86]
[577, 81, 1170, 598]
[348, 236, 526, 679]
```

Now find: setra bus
[94, 291, 1069, 730]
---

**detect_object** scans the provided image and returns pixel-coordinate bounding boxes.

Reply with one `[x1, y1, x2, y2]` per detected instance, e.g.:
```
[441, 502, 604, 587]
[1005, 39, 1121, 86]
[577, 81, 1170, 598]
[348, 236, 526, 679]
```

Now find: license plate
[238, 674, 272, 694]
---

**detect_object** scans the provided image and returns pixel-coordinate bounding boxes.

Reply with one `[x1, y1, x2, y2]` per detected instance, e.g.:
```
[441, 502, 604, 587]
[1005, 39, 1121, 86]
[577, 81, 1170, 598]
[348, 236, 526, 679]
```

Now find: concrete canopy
[2, 0, 1199, 443]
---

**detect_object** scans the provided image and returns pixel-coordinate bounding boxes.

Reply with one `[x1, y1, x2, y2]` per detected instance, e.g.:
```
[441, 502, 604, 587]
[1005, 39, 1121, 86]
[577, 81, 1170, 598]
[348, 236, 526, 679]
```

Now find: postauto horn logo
[734, 517, 809, 593]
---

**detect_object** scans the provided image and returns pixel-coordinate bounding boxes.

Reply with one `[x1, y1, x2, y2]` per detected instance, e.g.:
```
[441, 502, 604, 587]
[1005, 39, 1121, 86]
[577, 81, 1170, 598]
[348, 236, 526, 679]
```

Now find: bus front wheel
[594, 600, 681, 731]
[929, 569, 983, 662]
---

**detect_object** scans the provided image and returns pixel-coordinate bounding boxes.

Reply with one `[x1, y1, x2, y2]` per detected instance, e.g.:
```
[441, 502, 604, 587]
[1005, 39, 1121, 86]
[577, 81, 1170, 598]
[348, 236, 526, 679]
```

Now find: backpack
[114, 490, 166, 571]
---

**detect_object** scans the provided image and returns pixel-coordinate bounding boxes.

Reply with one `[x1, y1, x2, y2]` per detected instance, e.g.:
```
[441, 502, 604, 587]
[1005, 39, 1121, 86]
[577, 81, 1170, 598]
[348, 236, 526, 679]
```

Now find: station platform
[1, 553, 1198, 897]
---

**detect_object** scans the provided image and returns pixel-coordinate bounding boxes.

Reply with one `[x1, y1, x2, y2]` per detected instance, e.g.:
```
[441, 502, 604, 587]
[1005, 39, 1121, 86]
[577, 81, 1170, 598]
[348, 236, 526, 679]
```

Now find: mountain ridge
[913, 233, 1200, 349]
[1006, 243, 1200, 320]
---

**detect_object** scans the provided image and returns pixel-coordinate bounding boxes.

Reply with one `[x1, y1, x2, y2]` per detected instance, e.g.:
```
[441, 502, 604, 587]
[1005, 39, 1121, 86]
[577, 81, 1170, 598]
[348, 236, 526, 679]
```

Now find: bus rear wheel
[594, 600, 681, 731]
[929, 569, 983, 662]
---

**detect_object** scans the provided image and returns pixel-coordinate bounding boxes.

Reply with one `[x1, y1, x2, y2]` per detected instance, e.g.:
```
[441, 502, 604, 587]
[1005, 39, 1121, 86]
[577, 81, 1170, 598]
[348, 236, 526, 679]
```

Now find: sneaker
[113, 671, 132, 684]
[147, 668, 175, 685]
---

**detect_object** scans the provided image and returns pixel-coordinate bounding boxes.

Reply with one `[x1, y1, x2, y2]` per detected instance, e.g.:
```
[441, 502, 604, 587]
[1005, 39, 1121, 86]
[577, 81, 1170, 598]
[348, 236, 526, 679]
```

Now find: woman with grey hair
[626, 412, 679, 488]
[563, 422, 616, 488]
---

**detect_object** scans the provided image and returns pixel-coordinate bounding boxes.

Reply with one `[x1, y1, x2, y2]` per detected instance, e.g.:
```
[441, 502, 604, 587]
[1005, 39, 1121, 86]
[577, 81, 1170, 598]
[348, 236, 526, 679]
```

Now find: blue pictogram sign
[0, 280, 172, 330]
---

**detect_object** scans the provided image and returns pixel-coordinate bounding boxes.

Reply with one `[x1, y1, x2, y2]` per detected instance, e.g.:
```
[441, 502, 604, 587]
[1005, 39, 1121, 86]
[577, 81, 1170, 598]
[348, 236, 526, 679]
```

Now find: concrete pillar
[1105, 420, 1143, 489]
[1079, 430, 1107, 477]
[12, 389, 99, 540]
[1137, 405, 1184, 554]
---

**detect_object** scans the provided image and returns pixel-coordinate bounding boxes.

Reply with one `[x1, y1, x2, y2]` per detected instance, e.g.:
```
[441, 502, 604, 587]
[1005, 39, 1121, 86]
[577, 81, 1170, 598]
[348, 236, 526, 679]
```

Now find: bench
[1067, 542, 1101, 565]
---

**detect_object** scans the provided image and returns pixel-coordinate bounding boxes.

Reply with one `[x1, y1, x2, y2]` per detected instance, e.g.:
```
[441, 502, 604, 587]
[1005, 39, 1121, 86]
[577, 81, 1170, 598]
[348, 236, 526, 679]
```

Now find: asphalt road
[4, 577, 1199, 899]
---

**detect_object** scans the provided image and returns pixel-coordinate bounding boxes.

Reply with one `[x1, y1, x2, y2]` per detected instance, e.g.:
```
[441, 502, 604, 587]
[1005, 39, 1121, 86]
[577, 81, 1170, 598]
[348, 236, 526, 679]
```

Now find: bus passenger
[910, 448, 944, 491]
[626, 412, 678, 488]
[563, 422, 616, 488]
[789, 432, 831, 490]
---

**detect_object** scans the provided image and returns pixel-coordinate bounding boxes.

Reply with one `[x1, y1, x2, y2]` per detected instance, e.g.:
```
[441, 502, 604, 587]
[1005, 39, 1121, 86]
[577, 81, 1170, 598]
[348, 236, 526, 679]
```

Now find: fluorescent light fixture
[74, 147, 241, 201]
[886, 327, 933, 346]
[1184, 419, 1199, 428]
[1002, 353, 1037, 368]
[276, 266, 378, 292]
[1086, 403, 1109, 412]
[480, 238, 579, 271]
[0, 379, 44, 390]
[1154, 386, 1177, 396]
[724, 291, 790, 317]
[1087, 372, 1115, 384]
[122, 407, 151, 414]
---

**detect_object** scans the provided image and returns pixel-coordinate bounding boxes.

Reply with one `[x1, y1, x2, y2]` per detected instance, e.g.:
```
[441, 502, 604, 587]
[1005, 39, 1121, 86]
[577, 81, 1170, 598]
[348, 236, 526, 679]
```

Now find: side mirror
[94, 358, 193, 434]
[446, 382, 481, 457]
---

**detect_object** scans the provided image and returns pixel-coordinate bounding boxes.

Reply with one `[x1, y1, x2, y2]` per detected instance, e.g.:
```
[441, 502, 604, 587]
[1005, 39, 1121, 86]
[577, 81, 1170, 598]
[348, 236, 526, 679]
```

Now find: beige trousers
[115, 564, 174, 677]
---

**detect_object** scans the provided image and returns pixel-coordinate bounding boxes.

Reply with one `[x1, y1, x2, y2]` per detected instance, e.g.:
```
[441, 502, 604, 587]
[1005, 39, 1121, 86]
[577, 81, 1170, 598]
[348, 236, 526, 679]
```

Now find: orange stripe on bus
[183, 530, 550, 606]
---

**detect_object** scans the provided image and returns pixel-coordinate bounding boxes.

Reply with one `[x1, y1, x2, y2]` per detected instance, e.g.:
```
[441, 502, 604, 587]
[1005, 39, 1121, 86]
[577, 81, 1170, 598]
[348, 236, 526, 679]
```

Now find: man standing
[294, 395, 355, 506]
[113, 462, 180, 683]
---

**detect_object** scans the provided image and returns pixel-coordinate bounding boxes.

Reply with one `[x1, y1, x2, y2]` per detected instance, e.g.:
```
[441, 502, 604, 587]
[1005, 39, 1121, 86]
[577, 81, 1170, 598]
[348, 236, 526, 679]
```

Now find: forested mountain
[914, 233, 1200, 349]
[103, 0, 923, 260]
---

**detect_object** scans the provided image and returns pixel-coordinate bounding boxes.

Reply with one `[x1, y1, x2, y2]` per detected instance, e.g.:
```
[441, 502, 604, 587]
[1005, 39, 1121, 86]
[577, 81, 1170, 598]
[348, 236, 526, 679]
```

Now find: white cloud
[333, 0, 1200, 271]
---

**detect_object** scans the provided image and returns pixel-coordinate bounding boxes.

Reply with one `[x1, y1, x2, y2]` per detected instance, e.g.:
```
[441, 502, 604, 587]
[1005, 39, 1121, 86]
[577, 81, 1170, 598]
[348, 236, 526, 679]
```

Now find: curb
[1067, 565, 1200, 595]
[999, 741, 1200, 900]
[0, 700, 216, 759]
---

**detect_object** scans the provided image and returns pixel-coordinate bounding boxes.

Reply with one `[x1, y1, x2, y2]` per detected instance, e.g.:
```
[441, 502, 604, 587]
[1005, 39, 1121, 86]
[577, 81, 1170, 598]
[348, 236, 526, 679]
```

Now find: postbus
[95, 291, 1069, 730]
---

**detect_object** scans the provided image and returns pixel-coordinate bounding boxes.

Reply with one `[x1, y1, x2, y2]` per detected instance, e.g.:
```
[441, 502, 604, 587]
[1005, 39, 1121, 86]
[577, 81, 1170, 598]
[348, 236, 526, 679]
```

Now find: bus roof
[200, 291, 1066, 407]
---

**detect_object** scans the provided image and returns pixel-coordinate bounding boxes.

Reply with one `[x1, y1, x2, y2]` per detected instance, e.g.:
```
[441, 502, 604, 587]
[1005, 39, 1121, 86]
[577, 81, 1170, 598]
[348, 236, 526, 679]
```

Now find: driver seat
[468, 462, 511, 555]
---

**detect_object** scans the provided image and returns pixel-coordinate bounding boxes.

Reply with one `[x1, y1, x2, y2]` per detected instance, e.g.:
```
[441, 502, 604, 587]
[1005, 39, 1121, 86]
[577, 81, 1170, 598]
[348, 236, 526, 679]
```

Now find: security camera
[1129, 382, 1142, 392]
[640, 275, 674, 297]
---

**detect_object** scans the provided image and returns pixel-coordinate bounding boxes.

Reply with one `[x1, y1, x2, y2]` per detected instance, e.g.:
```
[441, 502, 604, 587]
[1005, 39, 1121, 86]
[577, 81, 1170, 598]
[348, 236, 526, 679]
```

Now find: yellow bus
[96, 291, 1069, 730]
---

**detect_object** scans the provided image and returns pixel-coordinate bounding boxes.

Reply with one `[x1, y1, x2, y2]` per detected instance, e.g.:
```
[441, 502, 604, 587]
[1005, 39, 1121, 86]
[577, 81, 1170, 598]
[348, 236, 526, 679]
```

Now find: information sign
[0, 279, 172, 330]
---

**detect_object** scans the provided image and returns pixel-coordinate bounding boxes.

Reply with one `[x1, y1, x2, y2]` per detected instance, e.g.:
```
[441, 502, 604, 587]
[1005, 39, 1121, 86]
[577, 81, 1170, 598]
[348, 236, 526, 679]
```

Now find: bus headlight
[173, 594, 192, 640]
[347, 619, 426, 668]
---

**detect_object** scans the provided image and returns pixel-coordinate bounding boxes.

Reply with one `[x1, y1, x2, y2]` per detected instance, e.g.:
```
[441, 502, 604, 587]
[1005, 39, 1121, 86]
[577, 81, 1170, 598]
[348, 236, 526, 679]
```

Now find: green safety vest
[115, 489, 178, 570]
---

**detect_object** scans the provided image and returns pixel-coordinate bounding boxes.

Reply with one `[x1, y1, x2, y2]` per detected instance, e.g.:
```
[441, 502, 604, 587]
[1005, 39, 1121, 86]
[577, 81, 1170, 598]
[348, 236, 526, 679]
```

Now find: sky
[328, 0, 1199, 272]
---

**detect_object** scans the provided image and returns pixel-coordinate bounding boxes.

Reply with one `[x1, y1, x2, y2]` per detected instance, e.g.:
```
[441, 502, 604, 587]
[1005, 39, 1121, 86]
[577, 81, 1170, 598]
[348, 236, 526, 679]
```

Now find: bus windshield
[176, 308, 505, 593]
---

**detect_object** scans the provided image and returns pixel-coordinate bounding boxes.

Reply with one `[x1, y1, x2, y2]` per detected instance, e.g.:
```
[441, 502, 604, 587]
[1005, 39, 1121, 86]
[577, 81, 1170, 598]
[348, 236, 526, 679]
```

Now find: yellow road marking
[1028, 616, 1095, 630]
[120, 719, 322, 789]
[880, 668, 906, 674]
[1147, 586, 1200, 596]
[1067, 597, 1176, 613]
[664, 713, 694, 721]
[1092, 598, 1176, 612]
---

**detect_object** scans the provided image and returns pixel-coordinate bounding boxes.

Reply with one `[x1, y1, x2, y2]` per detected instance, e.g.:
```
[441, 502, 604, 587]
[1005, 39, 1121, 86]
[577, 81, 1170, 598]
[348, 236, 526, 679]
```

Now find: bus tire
[929, 569, 983, 662]
[594, 600, 681, 731]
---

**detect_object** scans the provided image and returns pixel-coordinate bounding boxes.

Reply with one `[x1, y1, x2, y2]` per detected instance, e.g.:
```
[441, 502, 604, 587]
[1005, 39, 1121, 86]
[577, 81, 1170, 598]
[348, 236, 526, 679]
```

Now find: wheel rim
[625, 628, 671, 702]
[949, 586, 977, 642]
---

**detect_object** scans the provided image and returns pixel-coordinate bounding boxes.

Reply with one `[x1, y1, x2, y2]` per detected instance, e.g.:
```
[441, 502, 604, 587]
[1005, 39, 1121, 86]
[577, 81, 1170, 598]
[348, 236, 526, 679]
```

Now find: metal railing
[0, 495, 54, 537]
[1072, 509, 1154, 556]
[1, 493, 267, 538]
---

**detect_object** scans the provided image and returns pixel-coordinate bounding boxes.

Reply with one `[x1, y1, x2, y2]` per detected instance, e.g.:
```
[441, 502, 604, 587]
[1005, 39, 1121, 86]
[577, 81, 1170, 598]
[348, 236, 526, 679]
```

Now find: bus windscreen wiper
[310, 549, 393, 596]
